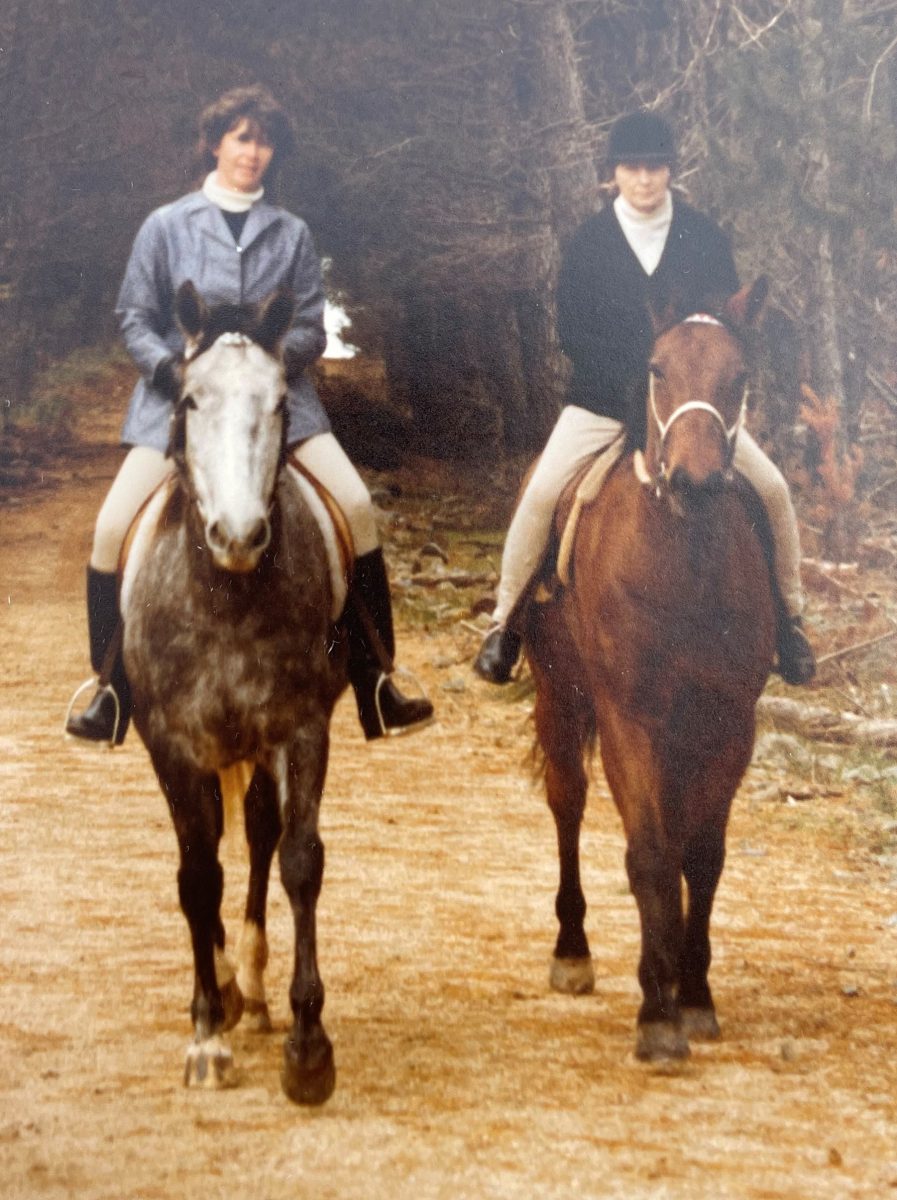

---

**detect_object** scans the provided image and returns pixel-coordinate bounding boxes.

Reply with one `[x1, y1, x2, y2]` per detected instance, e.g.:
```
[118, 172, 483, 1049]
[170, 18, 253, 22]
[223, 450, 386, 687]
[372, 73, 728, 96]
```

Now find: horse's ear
[175, 281, 208, 339]
[255, 288, 294, 353]
[648, 281, 682, 335]
[725, 277, 769, 331]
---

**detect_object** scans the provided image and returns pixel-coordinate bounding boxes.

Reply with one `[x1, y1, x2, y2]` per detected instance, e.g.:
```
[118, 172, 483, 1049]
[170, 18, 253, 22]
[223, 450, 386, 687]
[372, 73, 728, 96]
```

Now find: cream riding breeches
[91, 446, 174, 572]
[492, 405, 804, 628]
[91, 432, 380, 574]
[731, 428, 803, 617]
[290, 433, 379, 557]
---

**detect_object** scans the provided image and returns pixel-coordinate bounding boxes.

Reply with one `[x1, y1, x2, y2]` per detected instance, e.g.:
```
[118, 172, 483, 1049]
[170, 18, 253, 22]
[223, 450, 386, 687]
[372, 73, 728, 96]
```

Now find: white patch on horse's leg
[236, 920, 271, 1032]
[635, 1021, 690, 1062]
[184, 1034, 237, 1089]
[214, 945, 244, 1031]
[680, 1006, 720, 1040]
[214, 945, 235, 988]
[550, 955, 596, 995]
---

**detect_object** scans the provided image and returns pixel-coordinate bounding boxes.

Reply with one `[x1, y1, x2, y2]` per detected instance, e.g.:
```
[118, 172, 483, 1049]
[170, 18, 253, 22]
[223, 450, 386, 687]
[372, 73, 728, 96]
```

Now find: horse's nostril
[208, 520, 225, 547]
[249, 518, 271, 551]
[668, 466, 692, 496]
[668, 466, 724, 505]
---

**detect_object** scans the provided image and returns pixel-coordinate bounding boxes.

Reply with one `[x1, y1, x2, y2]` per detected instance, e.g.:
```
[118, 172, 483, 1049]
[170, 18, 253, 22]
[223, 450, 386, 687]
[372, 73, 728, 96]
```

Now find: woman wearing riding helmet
[66, 84, 433, 745]
[474, 110, 815, 687]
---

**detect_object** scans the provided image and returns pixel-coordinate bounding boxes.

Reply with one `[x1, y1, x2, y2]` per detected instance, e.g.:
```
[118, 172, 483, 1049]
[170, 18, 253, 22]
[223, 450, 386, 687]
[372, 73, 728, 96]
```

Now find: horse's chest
[126, 551, 332, 756]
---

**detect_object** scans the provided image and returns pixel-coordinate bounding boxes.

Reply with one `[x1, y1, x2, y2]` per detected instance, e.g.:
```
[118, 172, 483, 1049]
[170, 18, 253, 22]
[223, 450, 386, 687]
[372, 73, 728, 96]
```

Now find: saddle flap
[554, 440, 626, 587]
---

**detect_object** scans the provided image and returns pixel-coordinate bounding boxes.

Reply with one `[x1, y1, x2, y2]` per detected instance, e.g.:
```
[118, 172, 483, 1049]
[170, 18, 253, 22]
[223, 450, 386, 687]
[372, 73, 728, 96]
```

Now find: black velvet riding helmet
[606, 111, 676, 170]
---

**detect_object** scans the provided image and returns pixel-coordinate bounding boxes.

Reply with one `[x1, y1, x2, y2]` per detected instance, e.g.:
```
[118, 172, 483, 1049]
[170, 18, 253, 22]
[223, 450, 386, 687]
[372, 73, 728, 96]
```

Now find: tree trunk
[794, 0, 857, 560]
[508, 0, 599, 454]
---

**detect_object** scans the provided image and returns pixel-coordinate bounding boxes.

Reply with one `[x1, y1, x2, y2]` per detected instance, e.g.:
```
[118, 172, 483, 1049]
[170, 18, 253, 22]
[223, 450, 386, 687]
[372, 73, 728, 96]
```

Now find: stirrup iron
[373, 667, 434, 739]
[64, 677, 122, 749]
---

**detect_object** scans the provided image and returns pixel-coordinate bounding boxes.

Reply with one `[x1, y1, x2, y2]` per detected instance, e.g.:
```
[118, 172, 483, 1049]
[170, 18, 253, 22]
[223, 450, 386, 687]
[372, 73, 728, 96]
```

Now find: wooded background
[2, 0, 896, 535]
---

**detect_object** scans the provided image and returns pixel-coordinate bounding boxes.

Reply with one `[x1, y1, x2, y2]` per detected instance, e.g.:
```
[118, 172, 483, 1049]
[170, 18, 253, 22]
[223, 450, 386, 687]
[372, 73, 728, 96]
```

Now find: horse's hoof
[243, 998, 273, 1034]
[281, 1031, 336, 1106]
[681, 1006, 720, 1041]
[550, 955, 595, 995]
[184, 1035, 237, 1089]
[220, 978, 245, 1033]
[635, 1021, 690, 1062]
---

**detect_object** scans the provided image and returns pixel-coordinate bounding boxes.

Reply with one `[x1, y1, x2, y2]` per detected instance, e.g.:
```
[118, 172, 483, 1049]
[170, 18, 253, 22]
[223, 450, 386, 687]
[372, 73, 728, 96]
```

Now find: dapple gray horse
[122, 282, 346, 1104]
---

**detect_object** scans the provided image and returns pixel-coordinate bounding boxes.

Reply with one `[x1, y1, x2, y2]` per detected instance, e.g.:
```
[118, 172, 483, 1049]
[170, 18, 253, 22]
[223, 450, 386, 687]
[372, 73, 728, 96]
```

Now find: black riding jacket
[556, 197, 740, 447]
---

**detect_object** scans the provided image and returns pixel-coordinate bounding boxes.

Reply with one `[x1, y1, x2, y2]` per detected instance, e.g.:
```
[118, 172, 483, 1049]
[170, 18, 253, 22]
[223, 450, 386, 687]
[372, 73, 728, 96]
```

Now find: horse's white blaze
[183, 339, 284, 570]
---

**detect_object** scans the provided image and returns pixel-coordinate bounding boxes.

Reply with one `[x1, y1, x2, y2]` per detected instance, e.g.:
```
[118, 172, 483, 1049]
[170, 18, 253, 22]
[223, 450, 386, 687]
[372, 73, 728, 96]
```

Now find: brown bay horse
[525, 280, 776, 1061]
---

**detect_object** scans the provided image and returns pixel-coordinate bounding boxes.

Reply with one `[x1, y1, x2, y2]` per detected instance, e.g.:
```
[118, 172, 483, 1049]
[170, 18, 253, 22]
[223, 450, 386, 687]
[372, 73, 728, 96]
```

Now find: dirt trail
[1, 387, 896, 1200]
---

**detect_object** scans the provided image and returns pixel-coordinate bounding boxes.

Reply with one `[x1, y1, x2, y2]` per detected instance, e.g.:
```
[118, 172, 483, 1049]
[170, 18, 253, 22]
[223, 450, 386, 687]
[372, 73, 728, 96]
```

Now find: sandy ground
[1, 392, 897, 1200]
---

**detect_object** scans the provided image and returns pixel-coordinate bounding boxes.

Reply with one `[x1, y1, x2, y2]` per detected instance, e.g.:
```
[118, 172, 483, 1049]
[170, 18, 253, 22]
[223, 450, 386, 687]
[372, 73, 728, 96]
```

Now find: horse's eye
[649, 363, 665, 382]
[184, 395, 198, 411]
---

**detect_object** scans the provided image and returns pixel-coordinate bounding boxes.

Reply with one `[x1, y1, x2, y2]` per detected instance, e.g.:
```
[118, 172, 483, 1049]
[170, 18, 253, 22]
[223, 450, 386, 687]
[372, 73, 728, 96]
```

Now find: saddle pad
[285, 457, 353, 620]
[556, 439, 626, 586]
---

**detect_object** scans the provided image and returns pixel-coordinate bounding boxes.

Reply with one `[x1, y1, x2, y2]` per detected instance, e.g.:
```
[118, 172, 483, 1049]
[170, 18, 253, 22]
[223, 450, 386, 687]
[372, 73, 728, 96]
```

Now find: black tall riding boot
[343, 548, 434, 740]
[65, 567, 131, 746]
[777, 614, 816, 686]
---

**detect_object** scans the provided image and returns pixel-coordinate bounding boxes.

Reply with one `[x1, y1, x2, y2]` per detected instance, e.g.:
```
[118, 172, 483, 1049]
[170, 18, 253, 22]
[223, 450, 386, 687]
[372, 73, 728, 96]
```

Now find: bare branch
[863, 29, 897, 121]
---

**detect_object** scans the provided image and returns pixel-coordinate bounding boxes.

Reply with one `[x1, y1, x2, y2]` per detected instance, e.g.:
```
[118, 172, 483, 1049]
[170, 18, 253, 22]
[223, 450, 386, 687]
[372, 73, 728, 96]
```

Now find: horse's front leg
[235, 766, 283, 1033]
[546, 746, 595, 995]
[530, 618, 596, 995]
[679, 818, 726, 1041]
[272, 725, 335, 1106]
[601, 715, 688, 1062]
[157, 759, 239, 1088]
[678, 749, 747, 1042]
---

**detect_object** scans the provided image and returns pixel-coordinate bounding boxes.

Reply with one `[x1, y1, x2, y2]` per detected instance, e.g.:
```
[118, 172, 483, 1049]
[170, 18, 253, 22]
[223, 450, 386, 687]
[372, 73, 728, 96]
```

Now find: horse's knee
[279, 830, 324, 901]
[625, 840, 675, 892]
[178, 856, 223, 927]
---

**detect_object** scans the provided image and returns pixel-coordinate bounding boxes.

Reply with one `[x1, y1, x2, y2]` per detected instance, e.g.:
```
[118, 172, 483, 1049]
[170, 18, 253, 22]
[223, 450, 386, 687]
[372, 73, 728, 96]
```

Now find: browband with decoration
[185, 330, 253, 362]
[683, 313, 723, 326]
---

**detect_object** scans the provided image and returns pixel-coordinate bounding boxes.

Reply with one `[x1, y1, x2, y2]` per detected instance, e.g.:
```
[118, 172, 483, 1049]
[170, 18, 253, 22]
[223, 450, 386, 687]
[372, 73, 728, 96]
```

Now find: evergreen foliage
[2, 0, 895, 504]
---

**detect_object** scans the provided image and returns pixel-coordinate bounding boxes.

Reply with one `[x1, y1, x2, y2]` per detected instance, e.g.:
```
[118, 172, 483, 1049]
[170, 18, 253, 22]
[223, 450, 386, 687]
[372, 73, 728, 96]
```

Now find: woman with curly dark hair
[66, 85, 432, 745]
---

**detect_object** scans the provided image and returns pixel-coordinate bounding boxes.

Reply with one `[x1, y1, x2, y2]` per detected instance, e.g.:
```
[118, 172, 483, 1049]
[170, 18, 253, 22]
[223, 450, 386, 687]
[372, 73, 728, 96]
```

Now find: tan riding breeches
[90, 432, 380, 574]
[492, 405, 804, 627]
[91, 447, 175, 572]
[291, 433, 379, 557]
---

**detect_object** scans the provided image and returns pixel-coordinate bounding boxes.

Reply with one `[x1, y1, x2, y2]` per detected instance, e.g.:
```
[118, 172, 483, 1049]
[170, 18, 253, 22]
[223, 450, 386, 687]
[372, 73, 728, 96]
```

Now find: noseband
[640, 314, 749, 496]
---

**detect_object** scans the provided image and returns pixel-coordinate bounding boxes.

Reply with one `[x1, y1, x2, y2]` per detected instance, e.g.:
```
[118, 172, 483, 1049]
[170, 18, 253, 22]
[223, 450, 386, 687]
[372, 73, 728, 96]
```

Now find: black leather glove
[153, 357, 182, 401]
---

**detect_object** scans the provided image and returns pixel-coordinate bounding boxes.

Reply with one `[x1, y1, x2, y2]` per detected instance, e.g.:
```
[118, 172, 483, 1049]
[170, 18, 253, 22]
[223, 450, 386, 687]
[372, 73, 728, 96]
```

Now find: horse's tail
[218, 761, 254, 851]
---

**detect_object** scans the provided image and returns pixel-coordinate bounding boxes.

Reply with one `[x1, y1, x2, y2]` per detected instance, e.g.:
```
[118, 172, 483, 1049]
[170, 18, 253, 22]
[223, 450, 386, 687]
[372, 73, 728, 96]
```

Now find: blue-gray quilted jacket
[116, 190, 330, 451]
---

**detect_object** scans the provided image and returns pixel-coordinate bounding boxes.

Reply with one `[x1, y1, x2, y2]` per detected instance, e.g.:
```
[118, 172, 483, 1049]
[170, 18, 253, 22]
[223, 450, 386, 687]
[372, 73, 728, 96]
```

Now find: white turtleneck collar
[202, 170, 264, 213]
[613, 190, 673, 276]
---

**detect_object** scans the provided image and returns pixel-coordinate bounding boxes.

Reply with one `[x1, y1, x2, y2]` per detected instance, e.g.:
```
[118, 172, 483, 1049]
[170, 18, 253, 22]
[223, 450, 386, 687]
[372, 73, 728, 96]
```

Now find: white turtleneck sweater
[202, 171, 264, 213]
[613, 191, 673, 276]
